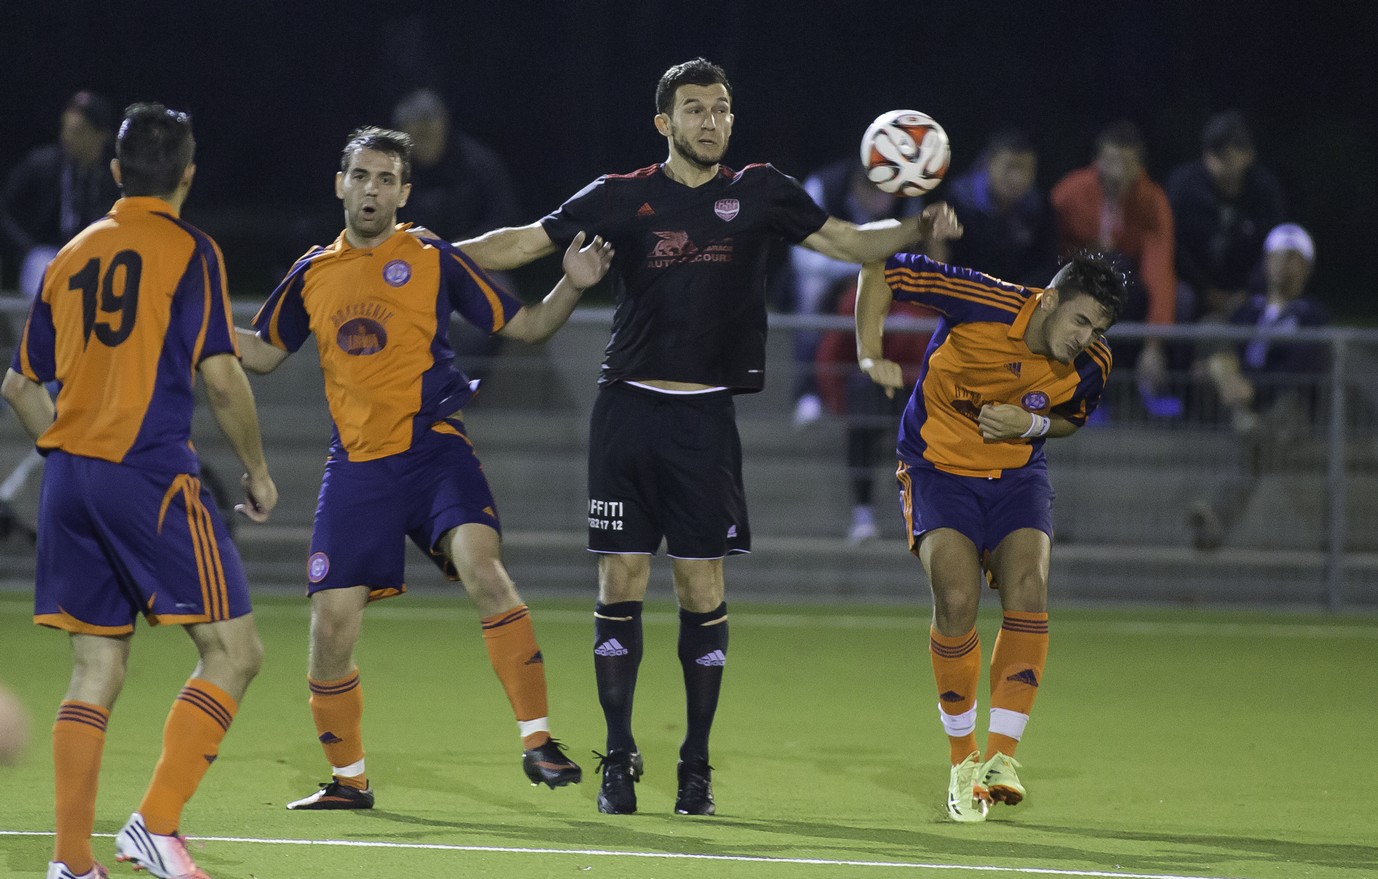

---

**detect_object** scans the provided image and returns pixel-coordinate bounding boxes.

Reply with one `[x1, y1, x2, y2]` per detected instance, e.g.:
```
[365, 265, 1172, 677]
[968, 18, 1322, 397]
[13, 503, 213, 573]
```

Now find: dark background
[3, 0, 1375, 317]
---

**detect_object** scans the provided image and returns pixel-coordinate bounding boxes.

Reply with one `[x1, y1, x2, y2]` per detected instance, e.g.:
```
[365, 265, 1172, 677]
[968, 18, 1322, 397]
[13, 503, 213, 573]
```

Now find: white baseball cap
[1264, 223, 1315, 262]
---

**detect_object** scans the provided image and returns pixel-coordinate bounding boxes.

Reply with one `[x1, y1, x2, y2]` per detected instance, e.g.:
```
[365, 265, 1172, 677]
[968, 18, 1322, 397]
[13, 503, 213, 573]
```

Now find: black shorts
[587, 382, 750, 558]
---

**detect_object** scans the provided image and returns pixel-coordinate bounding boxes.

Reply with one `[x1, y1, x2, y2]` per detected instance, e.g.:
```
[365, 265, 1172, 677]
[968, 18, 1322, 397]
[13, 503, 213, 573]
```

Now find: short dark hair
[115, 103, 195, 197]
[340, 125, 414, 185]
[1202, 109, 1254, 155]
[655, 57, 732, 115]
[1050, 250, 1129, 326]
[1094, 119, 1146, 160]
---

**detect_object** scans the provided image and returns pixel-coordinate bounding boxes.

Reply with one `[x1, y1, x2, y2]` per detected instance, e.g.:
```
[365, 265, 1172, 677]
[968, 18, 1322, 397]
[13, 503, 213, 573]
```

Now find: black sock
[678, 602, 728, 763]
[594, 601, 643, 753]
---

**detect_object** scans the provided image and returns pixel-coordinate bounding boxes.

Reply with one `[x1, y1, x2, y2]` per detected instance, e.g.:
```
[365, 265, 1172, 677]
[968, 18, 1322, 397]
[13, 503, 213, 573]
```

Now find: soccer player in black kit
[461, 58, 959, 816]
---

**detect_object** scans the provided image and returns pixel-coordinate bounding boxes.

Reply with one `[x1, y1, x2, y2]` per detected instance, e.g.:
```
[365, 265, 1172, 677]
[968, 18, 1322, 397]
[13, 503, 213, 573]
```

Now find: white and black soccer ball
[860, 110, 950, 197]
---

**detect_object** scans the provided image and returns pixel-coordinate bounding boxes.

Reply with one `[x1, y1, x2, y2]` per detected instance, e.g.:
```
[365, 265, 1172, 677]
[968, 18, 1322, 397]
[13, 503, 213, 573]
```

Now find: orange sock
[930, 626, 981, 764]
[138, 680, 237, 835]
[308, 671, 367, 789]
[53, 701, 108, 874]
[481, 604, 551, 748]
[985, 612, 1049, 759]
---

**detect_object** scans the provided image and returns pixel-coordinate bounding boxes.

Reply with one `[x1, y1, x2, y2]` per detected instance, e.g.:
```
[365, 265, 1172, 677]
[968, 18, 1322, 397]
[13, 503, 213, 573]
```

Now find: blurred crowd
[0, 95, 1332, 552]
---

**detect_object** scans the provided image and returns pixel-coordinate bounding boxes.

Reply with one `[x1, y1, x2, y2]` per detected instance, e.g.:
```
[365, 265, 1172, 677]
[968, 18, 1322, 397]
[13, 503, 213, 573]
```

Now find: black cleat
[594, 749, 644, 814]
[286, 780, 375, 810]
[674, 758, 715, 815]
[523, 739, 583, 788]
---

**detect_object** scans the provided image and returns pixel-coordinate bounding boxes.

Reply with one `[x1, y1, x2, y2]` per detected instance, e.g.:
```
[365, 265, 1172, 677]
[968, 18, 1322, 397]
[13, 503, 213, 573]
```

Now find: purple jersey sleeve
[12, 295, 56, 381]
[177, 236, 236, 361]
[435, 240, 523, 333]
[252, 249, 320, 352]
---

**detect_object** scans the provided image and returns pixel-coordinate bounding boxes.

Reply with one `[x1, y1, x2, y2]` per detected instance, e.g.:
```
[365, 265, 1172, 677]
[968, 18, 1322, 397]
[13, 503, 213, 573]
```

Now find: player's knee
[210, 628, 264, 685]
[71, 649, 128, 696]
[997, 570, 1048, 609]
[932, 590, 980, 633]
[598, 554, 650, 600]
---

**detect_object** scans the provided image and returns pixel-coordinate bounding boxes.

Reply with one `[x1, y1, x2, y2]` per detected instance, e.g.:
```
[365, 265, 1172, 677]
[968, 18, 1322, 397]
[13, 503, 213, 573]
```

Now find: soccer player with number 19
[855, 248, 1127, 822]
[4, 103, 278, 879]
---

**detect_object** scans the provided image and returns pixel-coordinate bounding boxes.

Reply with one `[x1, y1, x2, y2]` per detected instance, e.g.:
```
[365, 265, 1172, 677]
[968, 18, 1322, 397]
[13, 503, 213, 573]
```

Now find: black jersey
[541, 163, 828, 392]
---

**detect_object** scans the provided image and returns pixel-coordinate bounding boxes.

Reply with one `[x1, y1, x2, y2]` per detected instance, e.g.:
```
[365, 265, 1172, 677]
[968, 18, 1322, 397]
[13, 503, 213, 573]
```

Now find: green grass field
[0, 591, 1374, 879]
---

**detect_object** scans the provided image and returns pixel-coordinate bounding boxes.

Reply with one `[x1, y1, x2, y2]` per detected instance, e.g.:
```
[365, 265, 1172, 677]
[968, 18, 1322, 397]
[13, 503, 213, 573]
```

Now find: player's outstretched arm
[0, 369, 55, 441]
[235, 328, 290, 375]
[802, 203, 963, 264]
[198, 353, 278, 523]
[855, 262, 904, 399]
[458, 221, 560, 272]
[499, 232, 614, 344]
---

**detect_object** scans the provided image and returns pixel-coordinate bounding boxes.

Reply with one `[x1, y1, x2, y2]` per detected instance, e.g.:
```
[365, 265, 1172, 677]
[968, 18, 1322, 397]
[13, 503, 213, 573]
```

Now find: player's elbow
[498, 310, 555, 345]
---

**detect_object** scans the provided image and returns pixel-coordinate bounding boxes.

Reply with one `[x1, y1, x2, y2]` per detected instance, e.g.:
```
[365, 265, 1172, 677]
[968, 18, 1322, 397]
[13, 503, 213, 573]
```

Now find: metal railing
[1, 294, 1375, 610]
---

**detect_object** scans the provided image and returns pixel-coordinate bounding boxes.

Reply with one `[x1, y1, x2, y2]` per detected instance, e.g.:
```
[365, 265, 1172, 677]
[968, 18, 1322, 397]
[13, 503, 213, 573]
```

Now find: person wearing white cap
[1190, 222, 1329, 549]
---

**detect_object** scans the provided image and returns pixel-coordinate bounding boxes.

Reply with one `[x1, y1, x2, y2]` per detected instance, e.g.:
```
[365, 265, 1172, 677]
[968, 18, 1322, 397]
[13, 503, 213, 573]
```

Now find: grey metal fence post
[1324, 335, 1347, 612]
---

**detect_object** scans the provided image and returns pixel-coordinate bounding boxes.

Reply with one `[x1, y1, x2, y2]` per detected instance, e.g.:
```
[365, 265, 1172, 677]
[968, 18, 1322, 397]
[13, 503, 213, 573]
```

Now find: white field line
[0, 830, 1248, 879]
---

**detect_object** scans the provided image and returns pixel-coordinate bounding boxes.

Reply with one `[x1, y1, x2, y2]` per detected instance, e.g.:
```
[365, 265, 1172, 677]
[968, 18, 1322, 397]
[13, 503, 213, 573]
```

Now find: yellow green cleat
[980, 752, 1026, 806]
[946, 751, 992, 822]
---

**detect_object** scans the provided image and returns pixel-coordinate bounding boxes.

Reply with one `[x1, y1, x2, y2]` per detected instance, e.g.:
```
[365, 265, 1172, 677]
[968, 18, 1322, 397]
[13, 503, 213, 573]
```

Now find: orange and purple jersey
[11, 196, 238, 473]
[252, 226, 521, 462]
[885, 253, 1113, 478]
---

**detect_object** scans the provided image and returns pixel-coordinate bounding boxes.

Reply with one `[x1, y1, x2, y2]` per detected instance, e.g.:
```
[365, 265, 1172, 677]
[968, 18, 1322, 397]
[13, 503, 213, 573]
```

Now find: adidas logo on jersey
[595, 638, 629, 657]
[1005, 361, 1023, 376]
[695, 649, 727, 667]
[636, 202, 656, 217]
[726, 524, 738, 538]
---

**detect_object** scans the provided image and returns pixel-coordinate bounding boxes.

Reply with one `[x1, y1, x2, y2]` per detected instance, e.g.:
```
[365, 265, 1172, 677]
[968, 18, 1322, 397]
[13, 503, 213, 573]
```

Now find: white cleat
[114, 812, 210, 879]
[46, 862, 108, 879]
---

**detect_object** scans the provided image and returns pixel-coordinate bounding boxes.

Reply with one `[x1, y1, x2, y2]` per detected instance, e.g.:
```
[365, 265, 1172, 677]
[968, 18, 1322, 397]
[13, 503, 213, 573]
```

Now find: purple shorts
[896, 459, 1054, 558]
[306, 418, 500, 600]
[34, 451, 251, 634]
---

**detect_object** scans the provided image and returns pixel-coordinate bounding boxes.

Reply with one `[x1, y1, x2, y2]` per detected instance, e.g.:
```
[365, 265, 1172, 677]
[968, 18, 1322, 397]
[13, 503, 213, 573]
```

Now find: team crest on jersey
[382, 259, 412, 287]
[714, 198, 740, 221]
[651, 230, 697, 258]
[308, 552, 330, 583]
[337, 317, 388, 356]
[1022, 391, 1050, 411]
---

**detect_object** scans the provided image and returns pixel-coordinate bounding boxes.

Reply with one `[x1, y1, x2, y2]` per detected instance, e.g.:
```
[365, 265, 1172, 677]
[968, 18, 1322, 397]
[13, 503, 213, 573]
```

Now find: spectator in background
[1168, 110, 1285, 322]
[1190, 223, 1327, 550]
[787, 158, 923, 428]
[393, 88, 526, 382]
[815, 278, 935, 545]
[1052, 121, 1178, 407]
[391, 88, 523, 239]
[0, 91, 119, 298]
[947, 129, 1057, 287]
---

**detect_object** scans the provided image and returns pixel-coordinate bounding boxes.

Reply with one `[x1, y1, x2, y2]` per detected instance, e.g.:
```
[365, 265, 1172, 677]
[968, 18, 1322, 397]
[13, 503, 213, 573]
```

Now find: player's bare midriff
[633, 378, 716, 392]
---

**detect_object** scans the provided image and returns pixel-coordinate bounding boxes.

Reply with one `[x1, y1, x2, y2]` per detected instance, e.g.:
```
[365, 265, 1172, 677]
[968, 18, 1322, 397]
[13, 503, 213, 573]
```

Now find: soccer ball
[860, 110, 950, 196]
